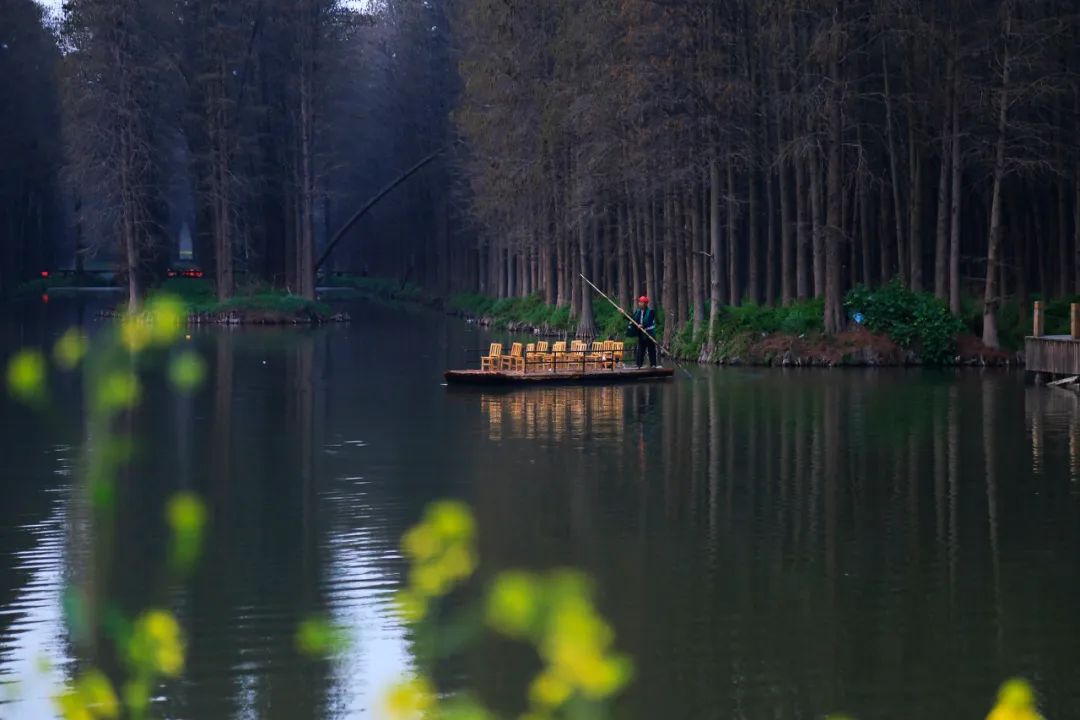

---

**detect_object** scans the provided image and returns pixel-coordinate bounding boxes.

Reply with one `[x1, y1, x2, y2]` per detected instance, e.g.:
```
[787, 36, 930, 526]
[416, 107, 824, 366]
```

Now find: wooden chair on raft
[551, 341, 568, 371]
[481, 343, 503, 371]
[523, 343, 537, 372]
[501, 342, 526, 372]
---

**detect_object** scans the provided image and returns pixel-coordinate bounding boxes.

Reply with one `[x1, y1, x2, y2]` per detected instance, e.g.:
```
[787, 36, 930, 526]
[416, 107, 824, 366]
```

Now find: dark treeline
[1, 0, 456, 307]
[5, 0, 1080, 348]
[0, 1, 63, 297]
[450, 0, 1080, 348]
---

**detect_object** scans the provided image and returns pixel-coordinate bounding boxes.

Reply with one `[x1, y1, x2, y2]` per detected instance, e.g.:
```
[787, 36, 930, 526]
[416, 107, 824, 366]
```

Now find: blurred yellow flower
[169, 351, 205, 392]
[129, 609, 184, 677]
[55, 669, 118, 720]
[120, 315, 151, 353]
[6, 349, 46, 403]
[402, 524, 439, 561]
[427, 500, 474, 541]
[95, 372, 140, 413]
[54, 329, 88, 370]
[382, 677, 435, 720]
[295, 615, 349, 657]
[486, 571, 539, 638]
[394, 589, 428, 623]
[987, 678, 1043, 720]
[147, 296, 186, 344]
[528, 671, 571, 708]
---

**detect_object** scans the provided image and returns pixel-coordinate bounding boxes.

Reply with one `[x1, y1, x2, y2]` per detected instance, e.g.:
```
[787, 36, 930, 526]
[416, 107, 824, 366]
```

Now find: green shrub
[844, 281, 963, 364]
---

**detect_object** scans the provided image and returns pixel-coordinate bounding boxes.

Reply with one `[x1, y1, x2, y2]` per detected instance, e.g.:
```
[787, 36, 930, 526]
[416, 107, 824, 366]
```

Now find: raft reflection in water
[480, 387, 627, 442]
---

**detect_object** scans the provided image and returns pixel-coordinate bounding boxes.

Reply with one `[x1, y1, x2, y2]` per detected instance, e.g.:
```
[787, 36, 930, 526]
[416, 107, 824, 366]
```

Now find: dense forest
[0, 0, 456, 306]
[451, 0, 1080, 348]
[2, 0, 1080, 348]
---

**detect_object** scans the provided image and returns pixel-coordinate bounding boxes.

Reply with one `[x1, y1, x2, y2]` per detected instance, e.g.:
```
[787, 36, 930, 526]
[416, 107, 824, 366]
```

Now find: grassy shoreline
[443, 281, 1023, 367]
[144, 278, 337, 324]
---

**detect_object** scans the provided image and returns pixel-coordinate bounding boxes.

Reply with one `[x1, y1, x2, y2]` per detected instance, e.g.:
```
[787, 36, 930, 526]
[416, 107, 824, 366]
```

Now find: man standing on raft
[628, 296, 658, 368]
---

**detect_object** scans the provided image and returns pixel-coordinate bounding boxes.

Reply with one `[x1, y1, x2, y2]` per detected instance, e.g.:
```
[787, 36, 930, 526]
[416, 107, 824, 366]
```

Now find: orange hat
[638, 296, 649, 304]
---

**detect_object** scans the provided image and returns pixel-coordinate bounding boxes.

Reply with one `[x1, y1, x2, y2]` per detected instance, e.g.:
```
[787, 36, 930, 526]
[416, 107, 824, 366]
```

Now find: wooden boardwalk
[1026, 301, 1080, 377]
[1025, 335, 1080, 376]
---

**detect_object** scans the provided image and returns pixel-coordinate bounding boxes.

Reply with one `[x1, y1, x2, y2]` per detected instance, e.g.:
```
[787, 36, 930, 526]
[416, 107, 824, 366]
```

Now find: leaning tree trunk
[982, 8, 1012, 349]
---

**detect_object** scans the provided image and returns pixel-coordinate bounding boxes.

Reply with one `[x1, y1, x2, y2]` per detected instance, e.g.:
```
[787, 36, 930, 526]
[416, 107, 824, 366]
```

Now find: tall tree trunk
[795, 146, 809, 299]
[709, 159, 723, 337]
[629, 197, 641, 305]
[747, 156, 760, 306]
[775, 65, 794, 305]
[982, 7, 1012, 348]
[764, 108, 777, 306]
[934, 82, 951, 301]
[949, 63, 963, 314]
[577, 219, 595, 337]
[883, 39, 907, 286]
[727, 159, 740, 305]
[644, 197, 656, 306]
[909, 112, 924, 292]
[857, 125, 872, 287]
[823, 14, 844, 334]
[663, 194, 677, 344]
[809, 144, 824, 298]
[618, 201, 629, 308]
[692, 181, 706, 327]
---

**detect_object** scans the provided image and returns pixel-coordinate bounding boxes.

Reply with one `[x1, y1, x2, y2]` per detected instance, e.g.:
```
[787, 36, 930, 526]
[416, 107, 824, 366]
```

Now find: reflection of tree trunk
[947, 385, 959, 603]
[982, 377, 1003, 656]
[933, 391, 946, 551]
[211, 334, 234, 492]
[823, 382, 838, 579]
[1071, 407, 1080, 484]
[707, 373, 719, 532]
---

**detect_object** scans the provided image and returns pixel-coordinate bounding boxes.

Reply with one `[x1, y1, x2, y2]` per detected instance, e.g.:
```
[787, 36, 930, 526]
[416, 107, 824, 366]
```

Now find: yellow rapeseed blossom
[398, 500, 478, 613]
[427, 500, 474, 541]
[295, 615, 349, 657]
[987, 678, 1043, 720]
[167, 492, 207, 571]
[54, 669, 119, 720]
[382, 677, 435, 720]
[402, 524, 440, 562]
[486, 571, 540, 638]
[129, 610, 184, 677]
[147, 296, 186, 345]
[120, 314, 152, 353]
[394, 589, 428, 624]
[6, 349, 46, 403]
[54, 329, 89, 370]
[528, 671, 571, 708]
[95, 372, 140, 413]
[168, 351, 205, 393]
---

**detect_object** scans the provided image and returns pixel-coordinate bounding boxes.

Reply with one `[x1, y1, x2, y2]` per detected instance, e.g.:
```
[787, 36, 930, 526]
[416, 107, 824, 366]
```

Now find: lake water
[1, 295, 1079, 719]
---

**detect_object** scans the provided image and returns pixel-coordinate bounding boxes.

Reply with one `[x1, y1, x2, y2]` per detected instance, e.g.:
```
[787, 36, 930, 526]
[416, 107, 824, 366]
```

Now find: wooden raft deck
[445, 366, 675, 386]
[1025, 335, 1080, 376]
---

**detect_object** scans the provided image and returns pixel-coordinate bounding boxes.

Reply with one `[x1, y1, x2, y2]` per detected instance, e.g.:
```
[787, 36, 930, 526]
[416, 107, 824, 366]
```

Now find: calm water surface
[1, 296, 1079, 719]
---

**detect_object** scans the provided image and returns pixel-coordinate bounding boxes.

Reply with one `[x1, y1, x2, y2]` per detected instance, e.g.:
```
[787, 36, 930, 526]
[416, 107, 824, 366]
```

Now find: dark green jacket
[628, 308, 657, 339]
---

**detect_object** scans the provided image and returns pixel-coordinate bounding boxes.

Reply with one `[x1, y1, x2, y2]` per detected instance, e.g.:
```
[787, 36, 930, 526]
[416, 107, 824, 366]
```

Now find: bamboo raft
[445, 340, 675, 386]
[445, 366, 675, 386]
